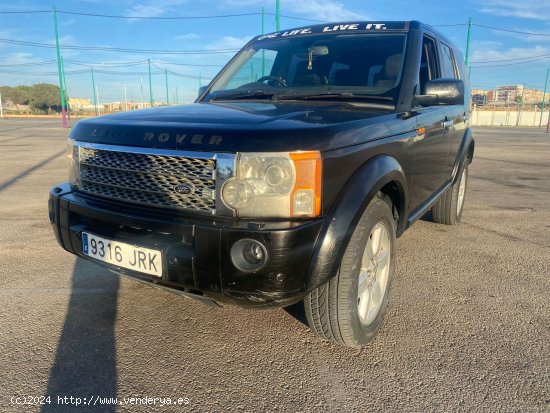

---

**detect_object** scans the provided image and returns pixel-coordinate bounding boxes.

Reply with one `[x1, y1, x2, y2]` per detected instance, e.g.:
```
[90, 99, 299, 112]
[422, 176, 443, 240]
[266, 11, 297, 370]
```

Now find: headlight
[67, 139, 80, 188]
[221, 151, 322, 218]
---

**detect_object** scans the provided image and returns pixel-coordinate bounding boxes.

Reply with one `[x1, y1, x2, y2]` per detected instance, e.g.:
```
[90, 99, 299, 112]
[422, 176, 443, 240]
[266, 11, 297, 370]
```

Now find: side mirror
[198, 85, 207, 97]
[415, 79, 464, 106]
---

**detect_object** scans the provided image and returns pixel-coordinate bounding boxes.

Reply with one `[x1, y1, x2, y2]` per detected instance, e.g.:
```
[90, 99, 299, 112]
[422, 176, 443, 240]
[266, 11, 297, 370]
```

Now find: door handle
[443, 120, 453, 128]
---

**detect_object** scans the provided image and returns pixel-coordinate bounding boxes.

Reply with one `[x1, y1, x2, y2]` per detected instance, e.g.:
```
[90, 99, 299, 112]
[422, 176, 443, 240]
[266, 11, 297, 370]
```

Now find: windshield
[204, 33, 407, 102]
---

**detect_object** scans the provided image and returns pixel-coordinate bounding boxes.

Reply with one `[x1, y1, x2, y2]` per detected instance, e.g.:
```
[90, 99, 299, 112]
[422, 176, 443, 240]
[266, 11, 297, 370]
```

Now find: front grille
[78, 147, 216, 214]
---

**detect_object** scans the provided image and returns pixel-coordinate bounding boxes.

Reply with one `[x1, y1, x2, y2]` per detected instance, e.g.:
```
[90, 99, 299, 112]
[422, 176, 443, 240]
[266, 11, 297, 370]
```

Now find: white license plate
[82, 232, 163, 277]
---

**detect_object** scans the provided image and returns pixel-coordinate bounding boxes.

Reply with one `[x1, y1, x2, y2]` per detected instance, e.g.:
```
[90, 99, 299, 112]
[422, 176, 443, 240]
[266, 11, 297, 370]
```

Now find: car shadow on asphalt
[41, 258, 119, 413]
[283, 302, 309, 326]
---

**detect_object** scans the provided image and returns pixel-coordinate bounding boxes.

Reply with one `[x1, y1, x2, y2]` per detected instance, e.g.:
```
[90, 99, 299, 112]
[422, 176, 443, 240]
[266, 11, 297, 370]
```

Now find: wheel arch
[452, 127, 475, 184]
[306, 155, 407, 290]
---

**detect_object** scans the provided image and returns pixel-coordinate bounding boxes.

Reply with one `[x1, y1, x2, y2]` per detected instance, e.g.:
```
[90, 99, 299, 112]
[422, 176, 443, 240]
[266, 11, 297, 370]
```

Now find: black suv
[49, 21, 474, 348]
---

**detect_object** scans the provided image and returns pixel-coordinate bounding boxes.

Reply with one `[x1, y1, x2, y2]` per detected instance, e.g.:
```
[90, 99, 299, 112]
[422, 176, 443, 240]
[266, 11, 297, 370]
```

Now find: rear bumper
[49, 182, 324, 307]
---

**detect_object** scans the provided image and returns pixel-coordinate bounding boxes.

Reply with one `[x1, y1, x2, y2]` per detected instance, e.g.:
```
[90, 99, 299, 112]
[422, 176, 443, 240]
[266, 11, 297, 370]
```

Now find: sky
[0, 0, 549, 103]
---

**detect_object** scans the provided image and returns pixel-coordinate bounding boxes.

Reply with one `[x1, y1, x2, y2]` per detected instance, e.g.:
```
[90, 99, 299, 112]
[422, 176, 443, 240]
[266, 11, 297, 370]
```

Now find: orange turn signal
[289, 151, 322, 217]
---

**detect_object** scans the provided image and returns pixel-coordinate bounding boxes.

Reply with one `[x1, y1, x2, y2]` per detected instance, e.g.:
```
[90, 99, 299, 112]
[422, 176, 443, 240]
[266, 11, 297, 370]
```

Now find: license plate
[82, 232, 163, 277]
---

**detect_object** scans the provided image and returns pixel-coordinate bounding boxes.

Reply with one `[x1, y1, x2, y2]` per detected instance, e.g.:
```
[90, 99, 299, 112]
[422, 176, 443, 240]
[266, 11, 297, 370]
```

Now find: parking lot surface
[0, 119, 549, 412]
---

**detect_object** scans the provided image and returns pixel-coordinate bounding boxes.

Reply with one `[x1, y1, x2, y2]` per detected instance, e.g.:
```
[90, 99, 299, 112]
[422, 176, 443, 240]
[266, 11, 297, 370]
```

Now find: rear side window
[419, 36, 438, 92]
[440, 43, 458, 79]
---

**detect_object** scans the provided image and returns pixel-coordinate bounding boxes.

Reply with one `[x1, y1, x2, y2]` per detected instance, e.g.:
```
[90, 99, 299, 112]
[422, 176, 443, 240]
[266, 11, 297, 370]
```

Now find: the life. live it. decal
[255, 22, 406, 42]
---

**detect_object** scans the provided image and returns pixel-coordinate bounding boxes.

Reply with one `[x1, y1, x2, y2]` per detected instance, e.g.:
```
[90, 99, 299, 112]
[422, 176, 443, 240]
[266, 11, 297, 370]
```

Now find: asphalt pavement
[0, 119, 549, 412]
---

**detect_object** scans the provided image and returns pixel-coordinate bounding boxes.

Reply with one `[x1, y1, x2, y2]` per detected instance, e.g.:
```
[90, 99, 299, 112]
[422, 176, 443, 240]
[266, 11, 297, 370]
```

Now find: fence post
[91, 67, 99, 116]
[261, 7, 265, 77]
[465, 17, 472, 68]
[165, 69, 169, 106]
[140, 76, 144, 109]
[52, 5, 67, 128]
[124, 83, 128, 111]
[516, 85, 524, 126]
[540, 68, 549, 128]
[276, 0, 280, 31]
[505, 100, 509, 126]
[60, 55, 70, 121]
[148, 59, 154, 107]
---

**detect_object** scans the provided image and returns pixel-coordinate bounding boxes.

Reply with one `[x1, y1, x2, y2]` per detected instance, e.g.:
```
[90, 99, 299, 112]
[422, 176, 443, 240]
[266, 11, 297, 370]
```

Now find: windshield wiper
[275, 92, 393, 102]
[209, 90, 281, 101]
[208, 90, 394, 103]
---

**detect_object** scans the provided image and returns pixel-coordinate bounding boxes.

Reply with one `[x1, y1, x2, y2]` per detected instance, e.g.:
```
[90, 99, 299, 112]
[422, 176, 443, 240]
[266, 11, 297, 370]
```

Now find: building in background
[494, 85, 524, 103]
[103, 101, 155, 111]
[487, 85, 544, 103]
[68, 97, 92, 109]
[479, 85, 545, 104]
[522, 88, 545, 103]
[65, 98, 156, 112]
[471, 89, 488, 105]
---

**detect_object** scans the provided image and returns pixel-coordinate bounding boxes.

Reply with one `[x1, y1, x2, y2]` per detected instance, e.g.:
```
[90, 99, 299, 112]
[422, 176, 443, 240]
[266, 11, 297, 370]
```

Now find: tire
[431, 162, 469, 225]
[304, 196, 397, 348]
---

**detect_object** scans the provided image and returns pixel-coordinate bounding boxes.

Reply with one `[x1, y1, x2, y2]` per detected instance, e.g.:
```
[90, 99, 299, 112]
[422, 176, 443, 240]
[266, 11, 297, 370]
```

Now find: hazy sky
[1, 0, 549, 103]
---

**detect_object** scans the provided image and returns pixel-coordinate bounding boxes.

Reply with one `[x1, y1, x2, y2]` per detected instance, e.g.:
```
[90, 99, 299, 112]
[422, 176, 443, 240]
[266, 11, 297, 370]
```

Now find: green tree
[15, 86, 32, 104]
[0, 86, 30, 105]
[29, 83, 62, 113]
[1, 83, 64, 113]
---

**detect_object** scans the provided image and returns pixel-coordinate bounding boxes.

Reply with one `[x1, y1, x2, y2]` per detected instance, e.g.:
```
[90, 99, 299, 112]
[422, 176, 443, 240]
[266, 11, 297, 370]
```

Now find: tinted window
[225, 50, 278, 90]
[419, 36, 438, 92]
[440, 43, 457, 79]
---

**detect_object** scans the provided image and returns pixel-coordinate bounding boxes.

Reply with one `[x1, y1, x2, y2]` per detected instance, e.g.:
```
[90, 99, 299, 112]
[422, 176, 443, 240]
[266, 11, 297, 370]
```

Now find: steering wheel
[256, 76, 287, 87]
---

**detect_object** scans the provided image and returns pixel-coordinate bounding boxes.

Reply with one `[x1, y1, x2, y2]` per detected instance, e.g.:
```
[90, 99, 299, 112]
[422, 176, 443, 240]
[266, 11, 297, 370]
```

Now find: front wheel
[304, 197, 396, 348]
[431, 162, 469, 225]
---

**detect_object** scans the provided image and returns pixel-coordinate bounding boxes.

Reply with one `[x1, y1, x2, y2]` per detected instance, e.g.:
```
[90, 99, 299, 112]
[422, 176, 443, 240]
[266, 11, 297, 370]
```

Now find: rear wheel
[431, 163, 469, 225]
[304, 197, 396, 348]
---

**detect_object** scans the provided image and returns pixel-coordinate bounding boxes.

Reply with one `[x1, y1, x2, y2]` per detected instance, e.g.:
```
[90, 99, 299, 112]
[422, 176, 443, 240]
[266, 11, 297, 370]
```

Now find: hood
[70, 101, 414, 152]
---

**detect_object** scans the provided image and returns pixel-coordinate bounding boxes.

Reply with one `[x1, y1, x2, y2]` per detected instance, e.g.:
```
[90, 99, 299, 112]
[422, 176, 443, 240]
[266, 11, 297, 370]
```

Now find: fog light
[230, 239, 268, 273]
[243, 242, 264, 264]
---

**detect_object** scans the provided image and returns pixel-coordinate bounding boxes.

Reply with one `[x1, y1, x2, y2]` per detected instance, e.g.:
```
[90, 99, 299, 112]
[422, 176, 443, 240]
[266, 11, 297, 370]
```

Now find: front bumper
[49, 182, 324, 307]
